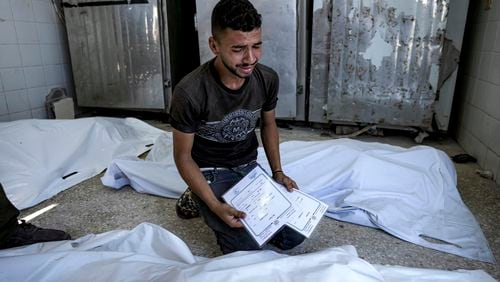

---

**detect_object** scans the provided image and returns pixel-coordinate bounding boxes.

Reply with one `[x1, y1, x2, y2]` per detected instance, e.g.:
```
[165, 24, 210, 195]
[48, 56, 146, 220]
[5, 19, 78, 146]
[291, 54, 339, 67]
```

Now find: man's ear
[209, 36, 219, 55]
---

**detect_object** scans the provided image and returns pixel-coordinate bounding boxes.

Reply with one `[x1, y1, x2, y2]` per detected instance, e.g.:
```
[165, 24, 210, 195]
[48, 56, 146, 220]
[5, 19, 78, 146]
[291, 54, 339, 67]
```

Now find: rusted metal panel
[310, 0, 457, 130]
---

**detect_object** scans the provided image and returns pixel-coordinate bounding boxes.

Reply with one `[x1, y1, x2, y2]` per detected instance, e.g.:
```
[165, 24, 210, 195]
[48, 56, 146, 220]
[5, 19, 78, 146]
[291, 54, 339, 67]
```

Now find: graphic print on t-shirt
[197, 109, 260, 143]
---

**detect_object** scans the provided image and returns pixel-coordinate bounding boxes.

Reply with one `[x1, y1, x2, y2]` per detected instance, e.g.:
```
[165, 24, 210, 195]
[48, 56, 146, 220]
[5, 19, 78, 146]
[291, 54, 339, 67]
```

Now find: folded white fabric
[101, 132, 186, 198]
[0, 223, 494, 282]
[0, 117, 163, 209]
[103, 135, 495, 263]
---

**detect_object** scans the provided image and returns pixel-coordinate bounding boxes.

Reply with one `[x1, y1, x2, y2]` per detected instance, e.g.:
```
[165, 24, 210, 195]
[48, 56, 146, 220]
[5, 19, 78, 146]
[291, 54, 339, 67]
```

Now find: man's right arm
[172, 128, 246, 228]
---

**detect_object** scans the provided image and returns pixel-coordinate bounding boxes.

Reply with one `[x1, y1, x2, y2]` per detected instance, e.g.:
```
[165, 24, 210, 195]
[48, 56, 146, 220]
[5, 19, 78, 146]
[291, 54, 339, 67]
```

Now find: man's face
[210, 28, 263, 79]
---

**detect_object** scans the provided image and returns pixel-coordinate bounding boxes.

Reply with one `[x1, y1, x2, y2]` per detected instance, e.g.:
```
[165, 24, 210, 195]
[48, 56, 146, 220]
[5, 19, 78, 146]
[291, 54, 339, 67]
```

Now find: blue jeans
[193, 162, 306, 254]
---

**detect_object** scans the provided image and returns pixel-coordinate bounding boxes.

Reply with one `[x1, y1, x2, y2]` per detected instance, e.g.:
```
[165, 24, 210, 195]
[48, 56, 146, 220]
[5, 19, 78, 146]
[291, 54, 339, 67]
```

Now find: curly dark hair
[211, 0, 262, 37]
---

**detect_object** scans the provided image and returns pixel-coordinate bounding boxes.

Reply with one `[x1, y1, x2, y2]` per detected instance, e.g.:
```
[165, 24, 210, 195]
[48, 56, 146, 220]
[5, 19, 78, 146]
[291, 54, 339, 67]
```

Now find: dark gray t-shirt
[169, 59, 279, 168]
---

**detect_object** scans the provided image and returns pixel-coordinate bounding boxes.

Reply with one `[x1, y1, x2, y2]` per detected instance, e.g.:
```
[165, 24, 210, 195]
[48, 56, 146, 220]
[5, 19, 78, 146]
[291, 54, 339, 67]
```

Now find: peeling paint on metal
[438, 38, 460, 89]
[429, 65, 440, 92]
[313, 0, 324, 12]
[360, 30, 393, 68]
[309, 0, 450, 130]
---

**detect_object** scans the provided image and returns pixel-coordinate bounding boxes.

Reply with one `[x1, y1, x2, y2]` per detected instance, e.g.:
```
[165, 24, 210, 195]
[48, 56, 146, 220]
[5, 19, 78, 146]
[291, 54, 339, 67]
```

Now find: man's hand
[211, 202, 246, 228]
[273, 171, 298, 192]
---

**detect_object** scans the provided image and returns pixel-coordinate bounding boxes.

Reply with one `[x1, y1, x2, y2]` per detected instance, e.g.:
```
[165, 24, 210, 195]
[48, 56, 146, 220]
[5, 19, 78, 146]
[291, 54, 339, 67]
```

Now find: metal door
[63, 0, 167, 110]
[309, 0, 468, 130]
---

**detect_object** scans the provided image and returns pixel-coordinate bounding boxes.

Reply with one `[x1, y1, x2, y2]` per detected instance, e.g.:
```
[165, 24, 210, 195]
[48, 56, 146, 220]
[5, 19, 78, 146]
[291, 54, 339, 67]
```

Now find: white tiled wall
[455, 2, 500, 185]
[0, 0, 73, 121]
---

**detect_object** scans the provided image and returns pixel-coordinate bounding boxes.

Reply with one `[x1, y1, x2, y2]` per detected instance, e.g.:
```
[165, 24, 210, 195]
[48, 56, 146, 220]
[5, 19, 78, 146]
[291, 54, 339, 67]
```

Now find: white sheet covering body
[0, 117, 163, 209]
[101, 132, 186, 197]
[0, 223, 494, 282]
[103, 134, 495, 263]
[264, 139, 496, 263]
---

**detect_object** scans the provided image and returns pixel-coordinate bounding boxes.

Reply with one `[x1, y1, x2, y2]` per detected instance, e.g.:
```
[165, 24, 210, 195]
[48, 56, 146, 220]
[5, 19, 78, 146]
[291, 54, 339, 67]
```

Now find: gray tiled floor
[20, 122, 500, 279]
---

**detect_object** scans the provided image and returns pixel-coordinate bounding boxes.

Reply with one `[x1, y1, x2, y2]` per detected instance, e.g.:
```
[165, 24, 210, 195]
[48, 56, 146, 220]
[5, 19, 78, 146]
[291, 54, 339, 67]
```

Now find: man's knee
[217, 229, 261, 254]
[270, 226, 306, 250]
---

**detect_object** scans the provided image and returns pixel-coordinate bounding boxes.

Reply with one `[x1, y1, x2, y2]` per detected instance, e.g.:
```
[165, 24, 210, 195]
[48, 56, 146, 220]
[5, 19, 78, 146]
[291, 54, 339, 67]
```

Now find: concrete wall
[453, 2, 500, 185]
[0, 0, 73, 121]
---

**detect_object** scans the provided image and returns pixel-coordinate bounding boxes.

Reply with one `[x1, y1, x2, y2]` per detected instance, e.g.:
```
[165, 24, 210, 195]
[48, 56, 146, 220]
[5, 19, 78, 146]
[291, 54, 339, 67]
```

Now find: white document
[223, 166, 328, 246]
[283, 189, 328, 238]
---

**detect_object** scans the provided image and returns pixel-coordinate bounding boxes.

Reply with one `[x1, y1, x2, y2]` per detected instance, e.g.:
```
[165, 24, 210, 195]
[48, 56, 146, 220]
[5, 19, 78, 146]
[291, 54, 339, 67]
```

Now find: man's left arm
[260, 110, 297, 191]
